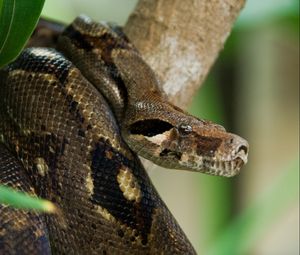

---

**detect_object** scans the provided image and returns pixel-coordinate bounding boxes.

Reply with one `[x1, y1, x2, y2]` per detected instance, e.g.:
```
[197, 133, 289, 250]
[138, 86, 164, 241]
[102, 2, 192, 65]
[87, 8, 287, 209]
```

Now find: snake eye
[129, 119, 173, 137]
[178, 124, 192, 136]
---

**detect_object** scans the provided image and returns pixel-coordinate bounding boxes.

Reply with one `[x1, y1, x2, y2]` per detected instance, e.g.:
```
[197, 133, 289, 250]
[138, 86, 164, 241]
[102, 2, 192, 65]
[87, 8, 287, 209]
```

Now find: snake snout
[230, 135, 249, 164]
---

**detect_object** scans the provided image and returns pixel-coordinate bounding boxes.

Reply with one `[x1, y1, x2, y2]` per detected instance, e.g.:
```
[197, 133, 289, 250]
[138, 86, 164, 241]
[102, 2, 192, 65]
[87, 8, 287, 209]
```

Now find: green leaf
[0, 0, 45, 68]
[0, 184, 56, 213]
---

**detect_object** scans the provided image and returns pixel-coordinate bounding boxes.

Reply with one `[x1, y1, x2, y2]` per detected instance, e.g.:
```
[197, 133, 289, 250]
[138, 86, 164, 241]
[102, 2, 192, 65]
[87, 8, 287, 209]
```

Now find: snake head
[123, 103, 249, 177]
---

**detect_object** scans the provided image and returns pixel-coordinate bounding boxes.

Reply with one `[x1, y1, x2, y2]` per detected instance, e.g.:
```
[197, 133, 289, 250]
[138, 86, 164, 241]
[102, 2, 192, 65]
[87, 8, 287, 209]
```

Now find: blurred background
[41, 0, 299, 254]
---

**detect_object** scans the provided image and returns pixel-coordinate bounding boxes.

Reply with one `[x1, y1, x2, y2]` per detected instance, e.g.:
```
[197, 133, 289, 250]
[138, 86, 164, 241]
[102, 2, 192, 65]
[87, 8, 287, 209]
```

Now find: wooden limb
[124, 0, 245, 109]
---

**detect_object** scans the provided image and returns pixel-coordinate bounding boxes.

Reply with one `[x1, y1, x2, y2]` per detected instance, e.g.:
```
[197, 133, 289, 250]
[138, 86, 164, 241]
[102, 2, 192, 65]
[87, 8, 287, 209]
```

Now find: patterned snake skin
[0, 16, 249, 254]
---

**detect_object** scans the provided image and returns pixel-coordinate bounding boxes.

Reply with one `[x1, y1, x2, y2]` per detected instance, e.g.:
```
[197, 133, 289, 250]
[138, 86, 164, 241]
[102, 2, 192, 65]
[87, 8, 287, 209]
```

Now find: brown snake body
[0, 16, 249, 254]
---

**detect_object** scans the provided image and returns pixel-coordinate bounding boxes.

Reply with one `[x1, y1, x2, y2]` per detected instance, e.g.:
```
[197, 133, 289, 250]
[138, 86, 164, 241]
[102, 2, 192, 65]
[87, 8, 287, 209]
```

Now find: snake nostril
[237, 145, 248, 155]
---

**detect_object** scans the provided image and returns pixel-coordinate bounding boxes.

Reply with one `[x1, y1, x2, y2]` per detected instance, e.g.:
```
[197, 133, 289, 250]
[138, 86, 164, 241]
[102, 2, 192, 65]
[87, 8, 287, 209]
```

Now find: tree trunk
[124, 0, 245, 109]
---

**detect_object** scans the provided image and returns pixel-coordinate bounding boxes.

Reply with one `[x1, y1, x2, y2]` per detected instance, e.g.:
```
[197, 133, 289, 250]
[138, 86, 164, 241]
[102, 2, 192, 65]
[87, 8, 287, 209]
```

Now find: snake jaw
[198, 133, 248, 176]
[192, 132, 249, 176]
[171, 126, 249, 176]
[177, 154, 247, 177]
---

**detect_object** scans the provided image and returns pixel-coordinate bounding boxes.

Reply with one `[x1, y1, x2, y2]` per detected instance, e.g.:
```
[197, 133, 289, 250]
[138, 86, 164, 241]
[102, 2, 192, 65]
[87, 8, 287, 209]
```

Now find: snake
[0, 15, 249, 254]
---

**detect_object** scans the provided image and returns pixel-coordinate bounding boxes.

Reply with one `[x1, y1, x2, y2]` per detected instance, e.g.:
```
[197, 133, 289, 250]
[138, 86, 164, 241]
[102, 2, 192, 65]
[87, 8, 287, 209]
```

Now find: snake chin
[178, 154, 247, 177]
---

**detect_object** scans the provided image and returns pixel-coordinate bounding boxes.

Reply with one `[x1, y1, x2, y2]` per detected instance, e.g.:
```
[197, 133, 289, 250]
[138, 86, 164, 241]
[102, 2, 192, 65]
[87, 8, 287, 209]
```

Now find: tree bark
[124, 0, 245, 109]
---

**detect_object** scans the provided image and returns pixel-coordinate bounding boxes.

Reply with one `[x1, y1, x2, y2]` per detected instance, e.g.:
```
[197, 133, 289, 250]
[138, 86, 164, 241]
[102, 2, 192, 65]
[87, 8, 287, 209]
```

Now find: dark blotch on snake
[90, 139, 155, 245]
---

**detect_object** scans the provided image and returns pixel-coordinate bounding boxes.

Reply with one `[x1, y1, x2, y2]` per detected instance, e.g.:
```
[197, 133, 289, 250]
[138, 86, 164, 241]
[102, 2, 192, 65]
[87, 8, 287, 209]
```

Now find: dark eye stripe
[159, 149, 182, 160]
[129, 119, 173, 137]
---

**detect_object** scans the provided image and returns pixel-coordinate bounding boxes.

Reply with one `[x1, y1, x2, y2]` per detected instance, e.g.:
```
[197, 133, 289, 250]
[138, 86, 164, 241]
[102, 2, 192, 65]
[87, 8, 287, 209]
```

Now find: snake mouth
[202, 155, 247, 177]
[203, 140, 249, 177]
[200, 133, 249, 176]
[174, 152, 247, 177]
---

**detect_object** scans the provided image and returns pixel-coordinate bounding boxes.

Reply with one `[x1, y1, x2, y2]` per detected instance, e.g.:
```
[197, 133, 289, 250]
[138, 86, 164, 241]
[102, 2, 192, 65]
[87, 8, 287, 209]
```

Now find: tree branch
[124, 0, 245, 109]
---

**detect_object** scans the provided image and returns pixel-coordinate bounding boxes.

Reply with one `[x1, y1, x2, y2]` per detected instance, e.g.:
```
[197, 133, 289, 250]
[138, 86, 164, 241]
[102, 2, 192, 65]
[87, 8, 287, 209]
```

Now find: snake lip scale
[0, 15, 249, 254]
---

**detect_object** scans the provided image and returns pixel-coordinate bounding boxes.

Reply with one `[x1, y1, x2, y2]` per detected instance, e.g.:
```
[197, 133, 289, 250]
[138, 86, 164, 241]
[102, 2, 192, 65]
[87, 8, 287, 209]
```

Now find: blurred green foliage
[189, 0, 299, 252]
[237, 0, 299, 28]
[206, 160, 299, 255]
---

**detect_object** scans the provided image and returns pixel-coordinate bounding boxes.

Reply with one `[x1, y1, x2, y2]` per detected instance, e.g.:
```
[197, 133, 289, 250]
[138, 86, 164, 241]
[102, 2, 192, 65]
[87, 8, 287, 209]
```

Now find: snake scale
[0, 16, 249, 254]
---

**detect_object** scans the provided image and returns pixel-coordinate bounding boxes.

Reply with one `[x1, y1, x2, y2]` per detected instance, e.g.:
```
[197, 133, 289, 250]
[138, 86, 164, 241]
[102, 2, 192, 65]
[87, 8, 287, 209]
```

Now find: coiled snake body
[0, 16, 248, 254]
